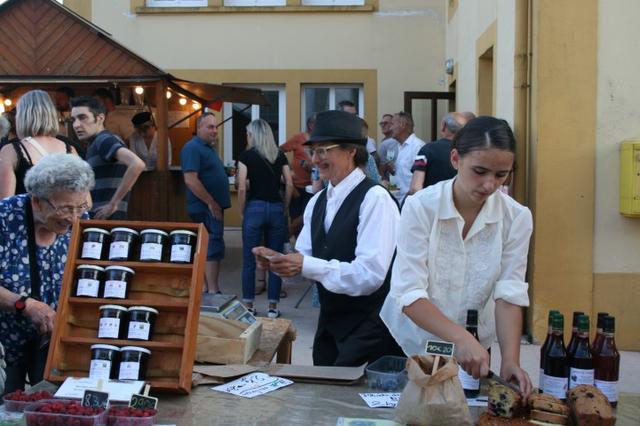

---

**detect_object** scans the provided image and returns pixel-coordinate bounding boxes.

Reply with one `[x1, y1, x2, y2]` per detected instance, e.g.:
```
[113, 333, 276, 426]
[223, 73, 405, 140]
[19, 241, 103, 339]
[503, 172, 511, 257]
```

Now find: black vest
[311, 178, 396, 338]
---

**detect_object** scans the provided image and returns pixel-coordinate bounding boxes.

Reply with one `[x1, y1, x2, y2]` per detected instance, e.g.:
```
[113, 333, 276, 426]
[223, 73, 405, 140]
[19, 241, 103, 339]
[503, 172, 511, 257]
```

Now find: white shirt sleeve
[388, 194, 433, 308]
[298, 187, 399, 297]
[493, 207, 533, 307]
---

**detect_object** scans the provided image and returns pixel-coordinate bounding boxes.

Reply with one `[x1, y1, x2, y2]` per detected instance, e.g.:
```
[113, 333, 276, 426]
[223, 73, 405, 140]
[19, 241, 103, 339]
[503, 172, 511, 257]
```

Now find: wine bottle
[568, 314, 594, 389]
[543, 314, 568, 400]
[539, 310, 560, 391]
[591, 312, 609, 358]
[566, 310, 584, 362]
[458, 309, 481, 398]
[594, 316, 620, 407]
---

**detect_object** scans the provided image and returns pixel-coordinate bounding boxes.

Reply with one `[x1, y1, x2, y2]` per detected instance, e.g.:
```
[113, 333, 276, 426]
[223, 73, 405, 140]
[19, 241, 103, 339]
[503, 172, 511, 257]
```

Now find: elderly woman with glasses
[253, 110, 403, 366]
[0, 153, 93, 393]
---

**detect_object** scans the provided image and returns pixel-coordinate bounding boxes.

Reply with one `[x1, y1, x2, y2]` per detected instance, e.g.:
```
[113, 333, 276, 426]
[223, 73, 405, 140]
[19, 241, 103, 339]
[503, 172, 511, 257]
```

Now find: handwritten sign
[81, 390, 109, 409]
[211, 372, 293, 398]
[129, 393, 158, 410]
[359, 393, 401, 408]
[425, 340, 455, 357]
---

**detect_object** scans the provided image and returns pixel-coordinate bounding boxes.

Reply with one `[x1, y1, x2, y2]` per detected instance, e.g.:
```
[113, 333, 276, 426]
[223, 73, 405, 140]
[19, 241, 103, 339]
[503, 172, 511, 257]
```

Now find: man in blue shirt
[181, 113, 231, 293]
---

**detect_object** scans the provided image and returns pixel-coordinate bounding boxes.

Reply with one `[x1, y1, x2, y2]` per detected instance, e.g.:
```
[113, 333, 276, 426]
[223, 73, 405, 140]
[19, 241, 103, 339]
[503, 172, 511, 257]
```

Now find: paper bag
[394, 355, 472, 426]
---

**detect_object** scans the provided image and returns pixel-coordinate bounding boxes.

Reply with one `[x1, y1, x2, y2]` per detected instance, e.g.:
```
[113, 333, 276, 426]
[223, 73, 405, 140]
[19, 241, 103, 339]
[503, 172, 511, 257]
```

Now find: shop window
[224, 0, 286, 5]
[302, 0, 365, 5]
[301, 84, 363, 128]
[223, 86, 285, 164]
[146, 0, 207, 6]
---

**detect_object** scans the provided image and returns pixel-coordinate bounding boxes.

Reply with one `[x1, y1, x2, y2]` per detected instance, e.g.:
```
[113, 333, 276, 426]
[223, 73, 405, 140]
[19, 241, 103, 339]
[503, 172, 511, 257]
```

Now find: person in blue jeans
[237, 119, 293, 318]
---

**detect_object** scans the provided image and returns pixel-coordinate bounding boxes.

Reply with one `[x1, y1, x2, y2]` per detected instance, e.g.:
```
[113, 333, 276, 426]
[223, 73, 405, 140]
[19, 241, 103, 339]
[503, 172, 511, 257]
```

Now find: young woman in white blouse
[380, 116, 533, 398]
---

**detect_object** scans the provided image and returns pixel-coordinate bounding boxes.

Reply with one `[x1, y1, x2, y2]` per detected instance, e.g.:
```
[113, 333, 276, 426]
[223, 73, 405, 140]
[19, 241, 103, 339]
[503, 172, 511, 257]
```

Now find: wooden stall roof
[0, 0, 269, 106]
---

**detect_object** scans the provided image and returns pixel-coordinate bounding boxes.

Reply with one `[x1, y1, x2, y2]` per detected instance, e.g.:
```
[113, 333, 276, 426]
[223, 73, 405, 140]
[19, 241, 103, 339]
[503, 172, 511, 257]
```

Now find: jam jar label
[89, 359, 112, 380]
[170, 244, 192, 262]
[98, 317, 121, 339]
[82, 242, 103, 259]
[128, 321, 151, 340]
[104, 280, 127, 299]
[119, 361, 141, 380]
[140, 243, 162, 261]
[109, 242, 130, 259]
[77, 279, 100, 297]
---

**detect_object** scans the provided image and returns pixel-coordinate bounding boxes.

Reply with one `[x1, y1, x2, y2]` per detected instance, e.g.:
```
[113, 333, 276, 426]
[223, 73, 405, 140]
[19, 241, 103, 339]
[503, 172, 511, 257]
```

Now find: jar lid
[91, 344, 120, 352]
[169, 230, 197, 237]
[128, 306, 159, 315]
[99, 304, 128, 312]
[104, 266, 135, 274]
[76, 265, 105, 272]
[140, 229, 169, 237]
[121, 346, 152, 355]
[110, 227, 139, 235]
[83, 228, 110, 235]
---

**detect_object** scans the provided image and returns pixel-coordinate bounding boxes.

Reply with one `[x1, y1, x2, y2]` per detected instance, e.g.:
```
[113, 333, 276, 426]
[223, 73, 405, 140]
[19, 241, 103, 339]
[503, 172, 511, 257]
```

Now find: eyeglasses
[44, 199, 90, 216]
[310, 144, 340, 157]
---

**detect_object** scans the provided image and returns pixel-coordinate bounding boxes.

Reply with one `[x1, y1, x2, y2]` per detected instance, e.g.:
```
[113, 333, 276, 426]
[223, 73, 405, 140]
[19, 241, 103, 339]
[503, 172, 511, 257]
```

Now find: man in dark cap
[129, 111, 172, 171]
[253, 110, 403, 366]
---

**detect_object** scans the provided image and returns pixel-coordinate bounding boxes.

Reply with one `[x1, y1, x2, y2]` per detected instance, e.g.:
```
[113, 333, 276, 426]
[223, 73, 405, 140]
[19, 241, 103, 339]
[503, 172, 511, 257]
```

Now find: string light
[179, 97, 187, 106]
[166, 91, 172, 99]
[134, 86, 144, 95]
[3, 98, 12, 107]
[192, 102, 201, 110]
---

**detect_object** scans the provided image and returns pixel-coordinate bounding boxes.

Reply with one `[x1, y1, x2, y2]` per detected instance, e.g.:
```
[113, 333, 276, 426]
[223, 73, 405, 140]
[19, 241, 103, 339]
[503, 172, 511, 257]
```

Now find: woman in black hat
[253, 110, 402, 366]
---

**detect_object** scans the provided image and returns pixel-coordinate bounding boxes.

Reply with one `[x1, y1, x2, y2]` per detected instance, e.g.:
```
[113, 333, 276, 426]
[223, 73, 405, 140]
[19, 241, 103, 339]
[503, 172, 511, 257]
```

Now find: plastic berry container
[365, 355, 409, 391]
[2, 390, 53, 412]
[24, 399, 107, 426]
[107, 406, 157, 426]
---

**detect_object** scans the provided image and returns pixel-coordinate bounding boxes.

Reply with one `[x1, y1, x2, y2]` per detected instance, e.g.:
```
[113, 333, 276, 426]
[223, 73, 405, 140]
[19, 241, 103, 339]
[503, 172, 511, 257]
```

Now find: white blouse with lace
[380, 178, 533, 355]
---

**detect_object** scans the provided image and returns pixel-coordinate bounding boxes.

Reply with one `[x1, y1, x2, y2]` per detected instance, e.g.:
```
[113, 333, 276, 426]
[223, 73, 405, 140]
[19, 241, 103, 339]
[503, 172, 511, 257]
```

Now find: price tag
[425, 340, 455, 357]
[81, 389, 109, 409]
[129, 393, 158, 410]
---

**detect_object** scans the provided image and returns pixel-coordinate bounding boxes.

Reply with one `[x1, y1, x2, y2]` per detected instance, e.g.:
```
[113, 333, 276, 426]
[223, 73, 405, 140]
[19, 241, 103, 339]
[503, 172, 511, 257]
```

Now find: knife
[485, 370, 521, 394]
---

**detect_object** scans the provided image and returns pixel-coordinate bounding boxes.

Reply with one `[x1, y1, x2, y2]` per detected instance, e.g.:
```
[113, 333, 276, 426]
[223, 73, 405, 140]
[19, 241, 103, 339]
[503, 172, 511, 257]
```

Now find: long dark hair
[452, 116, 516, 156]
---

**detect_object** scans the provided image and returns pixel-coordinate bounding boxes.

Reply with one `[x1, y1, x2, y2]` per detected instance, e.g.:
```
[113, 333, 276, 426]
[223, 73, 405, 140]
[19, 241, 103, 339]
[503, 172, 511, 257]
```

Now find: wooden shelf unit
[45, 219, 208, 394]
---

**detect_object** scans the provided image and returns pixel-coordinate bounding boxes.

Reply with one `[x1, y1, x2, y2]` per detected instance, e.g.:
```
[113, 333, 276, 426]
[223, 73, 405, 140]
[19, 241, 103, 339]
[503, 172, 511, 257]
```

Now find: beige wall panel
[88, 0, 447, 140]
[594, 0, 640, 273]
[593, 274, 640, 350]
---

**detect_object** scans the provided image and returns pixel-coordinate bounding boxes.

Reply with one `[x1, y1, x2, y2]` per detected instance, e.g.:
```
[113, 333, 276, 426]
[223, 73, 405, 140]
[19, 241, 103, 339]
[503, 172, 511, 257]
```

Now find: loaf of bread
[529, 393, 571, 417]
[477, 412, 530, 426]
[567, 385, 616, 426]
[529, 409, 569, 425]
[488, 382, 524, 418]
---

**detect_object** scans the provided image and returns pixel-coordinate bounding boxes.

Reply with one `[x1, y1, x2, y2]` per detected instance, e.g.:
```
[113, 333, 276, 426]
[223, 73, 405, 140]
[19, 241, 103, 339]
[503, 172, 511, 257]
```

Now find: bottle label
[128, 321, 151, 340]
[82, 242, 102, 259]
[170, 244, 191, 262]
[542, 374, 568, 399]
[569, 367, 594, 388]
[109, 242, 130, 260]
[119, 361, 140, 380]
[140, 243, 162, 261]
[76, 279, 99, 297]
[539, 368, 545, 390]
[89, 359, 111, 380]
[98, 317, 120, 339]
[595, 379, 618, 402]
[104, 280, 127, 299]
[457, 369, 480, 390]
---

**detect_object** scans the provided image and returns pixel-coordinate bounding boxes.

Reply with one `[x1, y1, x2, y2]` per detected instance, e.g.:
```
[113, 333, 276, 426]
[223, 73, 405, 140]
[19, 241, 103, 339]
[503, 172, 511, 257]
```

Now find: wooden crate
[45, 219, 208, 394]
[196, 316, 262, 365]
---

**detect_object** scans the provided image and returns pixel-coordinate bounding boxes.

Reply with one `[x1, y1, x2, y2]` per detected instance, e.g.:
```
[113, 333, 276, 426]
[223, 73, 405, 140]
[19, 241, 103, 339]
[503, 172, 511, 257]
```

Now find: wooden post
[431, 355, 440, 375]
[155, 79, 169, 171]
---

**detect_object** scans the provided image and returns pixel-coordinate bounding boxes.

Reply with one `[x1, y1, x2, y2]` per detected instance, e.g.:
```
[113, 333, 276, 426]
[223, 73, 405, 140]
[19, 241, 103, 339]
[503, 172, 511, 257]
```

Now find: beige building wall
[74, 0, 447, 142]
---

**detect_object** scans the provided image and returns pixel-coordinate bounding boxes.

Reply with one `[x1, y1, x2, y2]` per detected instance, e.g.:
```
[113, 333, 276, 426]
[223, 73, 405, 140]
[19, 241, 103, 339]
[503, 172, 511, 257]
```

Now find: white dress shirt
[129, 133, 172, 171]
[380, 179, 532, 355]
[390, 133, 424, 201]
[296, 167, 399, 297]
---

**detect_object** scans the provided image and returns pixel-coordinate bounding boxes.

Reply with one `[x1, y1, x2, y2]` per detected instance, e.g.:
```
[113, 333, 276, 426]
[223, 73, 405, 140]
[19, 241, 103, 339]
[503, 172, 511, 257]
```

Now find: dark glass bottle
[543, 314, 568, 400]
[566, 311, 584, 362]
[539, 310, 560, 390]
[568, 314, 593, 389]
[458, 309, 480, 398]
[591, 312, 609, 358]
[594, 316, 620, 407]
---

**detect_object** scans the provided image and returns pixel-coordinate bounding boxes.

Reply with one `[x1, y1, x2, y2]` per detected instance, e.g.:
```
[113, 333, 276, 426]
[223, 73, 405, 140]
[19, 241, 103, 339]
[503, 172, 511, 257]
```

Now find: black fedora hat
[305, 110, 367, 145]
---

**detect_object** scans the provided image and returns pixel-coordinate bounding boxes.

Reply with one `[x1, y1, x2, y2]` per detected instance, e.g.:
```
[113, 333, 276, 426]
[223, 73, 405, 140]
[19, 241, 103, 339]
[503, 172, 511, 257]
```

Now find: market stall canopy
[0, 0, 267, 106]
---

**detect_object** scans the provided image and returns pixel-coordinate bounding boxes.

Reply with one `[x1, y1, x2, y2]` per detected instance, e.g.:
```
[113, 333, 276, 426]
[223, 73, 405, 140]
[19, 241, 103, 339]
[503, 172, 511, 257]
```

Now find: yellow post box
[619, 140, 640, 217]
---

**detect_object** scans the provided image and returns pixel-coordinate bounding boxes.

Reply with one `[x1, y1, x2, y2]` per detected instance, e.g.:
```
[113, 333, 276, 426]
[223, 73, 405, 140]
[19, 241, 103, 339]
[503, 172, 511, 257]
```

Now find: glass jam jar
[118, 346, 151, 381]
[169, 230, 197, 264]
[98, 304, 128, 339]
[109, 227, 139, 261]
[89, 344, 120, 380]
[138, 229, 169, 262]
[127, 306, 159, 341]
[75, 265, 104, 298]
[81, 228, 109, 260]
[103, 266, 134, 299]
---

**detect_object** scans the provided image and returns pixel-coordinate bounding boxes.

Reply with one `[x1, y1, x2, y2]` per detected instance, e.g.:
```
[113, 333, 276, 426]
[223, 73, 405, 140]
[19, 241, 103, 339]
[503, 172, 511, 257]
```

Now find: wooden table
[249, 317, 297, 364]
